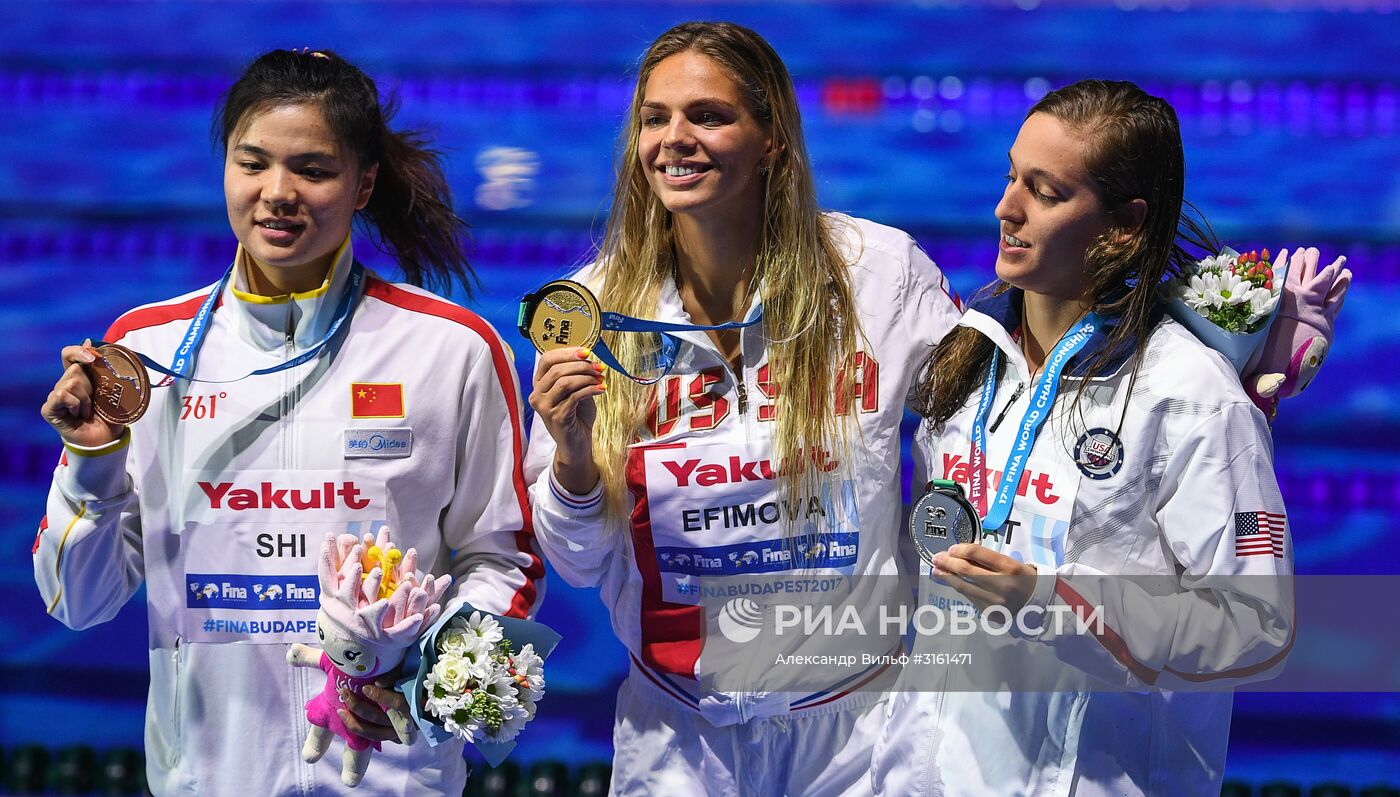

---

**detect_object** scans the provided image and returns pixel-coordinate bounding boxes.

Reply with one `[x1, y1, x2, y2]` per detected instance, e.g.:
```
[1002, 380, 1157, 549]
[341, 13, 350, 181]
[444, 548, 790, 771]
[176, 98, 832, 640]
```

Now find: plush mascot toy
[1245, 247, 1352, 421]
[287, 529, 452, 787]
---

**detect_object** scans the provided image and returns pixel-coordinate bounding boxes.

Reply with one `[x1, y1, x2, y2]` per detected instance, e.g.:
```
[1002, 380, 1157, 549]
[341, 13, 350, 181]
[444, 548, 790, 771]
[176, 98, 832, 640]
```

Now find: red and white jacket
[33, 239, 543, 797]
[525, 214, 962, 727]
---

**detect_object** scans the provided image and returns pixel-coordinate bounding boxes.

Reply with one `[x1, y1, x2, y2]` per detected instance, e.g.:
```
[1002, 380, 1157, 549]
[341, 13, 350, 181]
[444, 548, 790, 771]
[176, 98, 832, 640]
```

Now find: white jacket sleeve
[896, 241, 962, 575]
[1025, 400, 1294, 690]
[441, 332, 546, 620]
[524, 380, 620, 591]
[899, 236, 963, 363]
[33, 434, 145, 630]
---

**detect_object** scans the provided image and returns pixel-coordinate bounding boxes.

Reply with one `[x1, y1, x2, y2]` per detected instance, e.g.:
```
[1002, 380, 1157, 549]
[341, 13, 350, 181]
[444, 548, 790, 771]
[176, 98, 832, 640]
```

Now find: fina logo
[254, 583, 284, 602]
[716, 598, 765, 644]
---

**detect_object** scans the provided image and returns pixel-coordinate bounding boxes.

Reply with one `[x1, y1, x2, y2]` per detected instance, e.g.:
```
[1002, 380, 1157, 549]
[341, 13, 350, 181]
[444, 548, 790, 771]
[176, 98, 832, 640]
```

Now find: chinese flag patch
[351, 383, 405, 418]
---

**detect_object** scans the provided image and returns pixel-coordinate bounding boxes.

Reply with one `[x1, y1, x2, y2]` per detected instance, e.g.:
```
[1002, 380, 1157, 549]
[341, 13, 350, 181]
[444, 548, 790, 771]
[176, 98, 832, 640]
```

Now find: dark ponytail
[215, 49, 475, 297]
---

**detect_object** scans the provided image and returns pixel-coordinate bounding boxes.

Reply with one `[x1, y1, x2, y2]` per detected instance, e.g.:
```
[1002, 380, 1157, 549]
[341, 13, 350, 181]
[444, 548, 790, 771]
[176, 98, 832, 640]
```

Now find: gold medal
[519, 280, 603, 354]
[82, 343, 151, 426]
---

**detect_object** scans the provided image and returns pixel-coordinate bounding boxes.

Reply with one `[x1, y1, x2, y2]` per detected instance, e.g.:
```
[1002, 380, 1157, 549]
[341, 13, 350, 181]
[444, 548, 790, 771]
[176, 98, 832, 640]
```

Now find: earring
[758, 159, 771, 176]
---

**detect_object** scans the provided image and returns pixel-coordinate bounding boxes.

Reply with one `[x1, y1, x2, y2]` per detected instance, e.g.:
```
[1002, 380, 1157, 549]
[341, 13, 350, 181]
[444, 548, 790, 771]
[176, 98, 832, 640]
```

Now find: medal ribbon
[520, 282, 764, 384]
[968, 313, 1104, 538]
[591, 307, 764, 384]
[101, 259, 366, 385]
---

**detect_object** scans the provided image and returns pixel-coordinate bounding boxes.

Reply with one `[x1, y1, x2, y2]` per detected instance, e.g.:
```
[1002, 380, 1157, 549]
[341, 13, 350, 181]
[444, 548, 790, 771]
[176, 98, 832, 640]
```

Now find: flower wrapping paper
[395, 602, 561, 767]
[1165, 247, 1289, 374]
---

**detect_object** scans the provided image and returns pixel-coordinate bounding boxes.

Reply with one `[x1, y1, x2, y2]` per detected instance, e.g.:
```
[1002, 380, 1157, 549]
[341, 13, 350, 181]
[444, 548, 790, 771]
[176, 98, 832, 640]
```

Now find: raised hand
[41, 340, 125, 448]
[528, 347, 605, 493]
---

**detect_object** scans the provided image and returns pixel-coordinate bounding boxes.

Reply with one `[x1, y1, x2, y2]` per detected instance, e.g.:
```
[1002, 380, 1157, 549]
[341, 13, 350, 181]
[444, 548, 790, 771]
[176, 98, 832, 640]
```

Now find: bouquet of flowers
[1165, 247, 1288, 373]
[396, 604, 560, 766]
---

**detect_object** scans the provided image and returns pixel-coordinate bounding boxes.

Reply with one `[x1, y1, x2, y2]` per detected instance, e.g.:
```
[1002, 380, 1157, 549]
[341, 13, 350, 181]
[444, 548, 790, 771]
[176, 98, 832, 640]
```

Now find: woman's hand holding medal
[519, 276, 764, 495]
[42, 340, 130, 448]
[931, 544, 1039, 613]
[529, 347, 606, 495]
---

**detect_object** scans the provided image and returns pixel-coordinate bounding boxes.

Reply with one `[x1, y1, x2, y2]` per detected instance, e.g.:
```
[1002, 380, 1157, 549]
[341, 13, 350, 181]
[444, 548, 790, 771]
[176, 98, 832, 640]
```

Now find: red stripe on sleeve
[1165, 601, 1296, 683]
[364, 279, 544, 618]
[104, 293, 214, 342]
[1057, 577, 1295, 686]
[33, 515, 49, 554]
[1055, 578, 1161, 686]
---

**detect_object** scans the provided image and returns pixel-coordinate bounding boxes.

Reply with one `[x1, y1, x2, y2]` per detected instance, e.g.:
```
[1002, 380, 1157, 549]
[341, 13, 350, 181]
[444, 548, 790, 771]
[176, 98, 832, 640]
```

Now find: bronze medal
[520, 280, 603, 354]
[82, 343, 150, 426]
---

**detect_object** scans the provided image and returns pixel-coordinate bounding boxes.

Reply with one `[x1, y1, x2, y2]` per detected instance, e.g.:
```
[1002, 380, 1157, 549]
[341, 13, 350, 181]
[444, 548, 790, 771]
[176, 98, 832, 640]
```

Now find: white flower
[1195, 253, 1235, 275]
[450, 611, 505, 648]
[428, 654, 475, 694]
[419, 610, 545, 746]
[1246, 286, 1280, 326]
[512, 644, 547, 702]
[440, 703, 486, 743]
[425, 689, 466, 722]
[479, 667, 520, 705]
[438, 626, 473, 657]
[431, 635, 498, 686]
[1214, 270, 1251, 306]
[1181, 272, 1223, 311]
[487, 701, 532, 743]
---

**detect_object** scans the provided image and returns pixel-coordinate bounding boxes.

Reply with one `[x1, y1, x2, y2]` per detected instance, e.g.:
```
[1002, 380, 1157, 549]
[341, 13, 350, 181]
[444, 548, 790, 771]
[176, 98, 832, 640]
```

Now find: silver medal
[908, 482, 981, 566]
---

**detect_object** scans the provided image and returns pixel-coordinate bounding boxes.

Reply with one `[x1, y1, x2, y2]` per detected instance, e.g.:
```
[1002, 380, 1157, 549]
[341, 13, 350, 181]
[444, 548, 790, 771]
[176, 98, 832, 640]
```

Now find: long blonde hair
[591, 21, 860, 518]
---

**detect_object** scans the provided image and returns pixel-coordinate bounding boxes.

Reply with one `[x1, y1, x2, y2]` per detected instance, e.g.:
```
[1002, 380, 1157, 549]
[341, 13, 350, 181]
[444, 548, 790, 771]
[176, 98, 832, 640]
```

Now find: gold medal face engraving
[82, 343, 150, 425]
[525, 280, 603, 354]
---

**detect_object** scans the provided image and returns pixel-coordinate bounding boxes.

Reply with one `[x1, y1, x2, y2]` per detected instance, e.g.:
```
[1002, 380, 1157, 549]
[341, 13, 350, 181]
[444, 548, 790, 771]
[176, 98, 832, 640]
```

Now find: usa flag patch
[1234, 511, 1286, 558]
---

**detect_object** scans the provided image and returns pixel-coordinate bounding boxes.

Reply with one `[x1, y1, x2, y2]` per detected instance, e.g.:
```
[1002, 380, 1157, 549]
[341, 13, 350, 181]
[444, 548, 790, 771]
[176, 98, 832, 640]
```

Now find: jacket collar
[654, 270, 766, 357]
[223, 236, 360, 353]
[962, 286, 1150, 380]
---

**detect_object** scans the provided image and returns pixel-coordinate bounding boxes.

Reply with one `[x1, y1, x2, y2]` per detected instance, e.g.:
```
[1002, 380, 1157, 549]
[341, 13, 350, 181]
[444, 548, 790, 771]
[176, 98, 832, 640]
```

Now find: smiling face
[637, 50, 773, 226]
[994, 112, 1114, 302]
[224, 103, 377, 294]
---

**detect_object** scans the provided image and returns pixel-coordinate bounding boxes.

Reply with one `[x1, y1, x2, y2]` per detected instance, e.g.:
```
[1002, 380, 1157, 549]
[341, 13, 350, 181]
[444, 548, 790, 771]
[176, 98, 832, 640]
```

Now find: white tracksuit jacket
[33, 239, 544, 797]
[524, 215, 963, 796]
[871, 290, 1294, 797]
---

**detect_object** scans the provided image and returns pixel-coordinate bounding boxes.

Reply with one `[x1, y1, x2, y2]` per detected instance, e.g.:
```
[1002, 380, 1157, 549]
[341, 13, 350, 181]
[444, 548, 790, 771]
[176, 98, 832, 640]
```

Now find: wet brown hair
[912, 79, 1216, 426]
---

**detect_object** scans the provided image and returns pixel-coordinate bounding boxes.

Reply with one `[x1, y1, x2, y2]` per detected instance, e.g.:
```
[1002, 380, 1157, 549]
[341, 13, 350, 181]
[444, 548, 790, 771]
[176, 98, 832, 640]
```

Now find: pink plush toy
[1244, 247, 1352, 421]
[287, 529, 452, 787]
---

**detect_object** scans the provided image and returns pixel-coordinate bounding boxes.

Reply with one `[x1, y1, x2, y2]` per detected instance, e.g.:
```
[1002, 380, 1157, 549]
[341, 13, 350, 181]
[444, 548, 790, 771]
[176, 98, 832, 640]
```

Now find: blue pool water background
[2, 0, 1398, 783]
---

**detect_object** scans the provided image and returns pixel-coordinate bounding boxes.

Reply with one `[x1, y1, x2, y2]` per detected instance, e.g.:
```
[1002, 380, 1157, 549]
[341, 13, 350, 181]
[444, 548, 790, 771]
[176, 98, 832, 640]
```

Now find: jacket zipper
[171, 636, 183, 760]
[733, 322, 755, 422]
[282, 307, 312, 795]
[987, 382, 1026, 433]
[293, 659, 314, 795]
[689, 330, 750, 425]
[282, 310, 295, 470]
